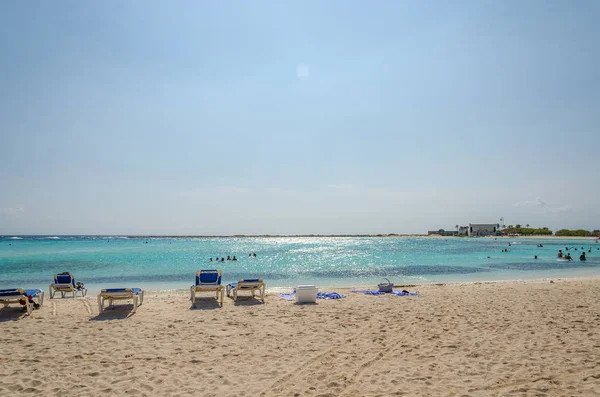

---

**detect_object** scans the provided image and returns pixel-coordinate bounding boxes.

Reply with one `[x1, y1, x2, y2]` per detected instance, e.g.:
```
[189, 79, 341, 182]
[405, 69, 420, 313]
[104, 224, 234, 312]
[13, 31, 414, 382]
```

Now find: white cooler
[295, 285, 318, 303]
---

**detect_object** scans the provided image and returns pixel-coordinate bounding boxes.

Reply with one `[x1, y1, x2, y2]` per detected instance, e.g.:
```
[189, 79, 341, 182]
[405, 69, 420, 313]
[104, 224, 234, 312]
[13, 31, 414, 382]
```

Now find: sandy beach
[2, 278, 600, 396]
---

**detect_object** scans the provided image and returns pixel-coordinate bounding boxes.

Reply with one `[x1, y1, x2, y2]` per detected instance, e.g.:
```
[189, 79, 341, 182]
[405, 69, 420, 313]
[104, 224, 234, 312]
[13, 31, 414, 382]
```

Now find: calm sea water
[1, 236, 599, 293]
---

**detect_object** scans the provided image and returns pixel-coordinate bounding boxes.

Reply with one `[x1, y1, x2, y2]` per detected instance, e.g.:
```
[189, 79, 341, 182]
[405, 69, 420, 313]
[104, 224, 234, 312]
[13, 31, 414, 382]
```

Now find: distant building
[457, 226, 468, 236]
[427, 229, 457, 236]
[468, 223, 498, 237]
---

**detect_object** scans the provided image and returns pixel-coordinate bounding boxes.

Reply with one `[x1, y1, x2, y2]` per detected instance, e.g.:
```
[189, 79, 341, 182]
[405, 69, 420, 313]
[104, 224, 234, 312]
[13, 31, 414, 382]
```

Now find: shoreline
[123, 275, 600, 296]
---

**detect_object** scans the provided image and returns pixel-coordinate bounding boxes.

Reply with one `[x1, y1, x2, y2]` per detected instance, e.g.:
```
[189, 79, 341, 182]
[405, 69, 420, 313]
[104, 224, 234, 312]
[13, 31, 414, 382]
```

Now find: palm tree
[455, 224, 459, 232]
[526, 224, 530, 228]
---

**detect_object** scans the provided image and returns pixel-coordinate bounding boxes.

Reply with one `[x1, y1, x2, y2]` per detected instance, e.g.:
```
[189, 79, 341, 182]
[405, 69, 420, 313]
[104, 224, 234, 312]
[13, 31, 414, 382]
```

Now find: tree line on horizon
[500, 224, 599, 237]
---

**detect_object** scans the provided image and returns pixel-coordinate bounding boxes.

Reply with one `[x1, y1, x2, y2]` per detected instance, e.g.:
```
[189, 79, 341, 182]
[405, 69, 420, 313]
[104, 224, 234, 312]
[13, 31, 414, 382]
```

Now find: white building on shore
[468, 223, 498, 237]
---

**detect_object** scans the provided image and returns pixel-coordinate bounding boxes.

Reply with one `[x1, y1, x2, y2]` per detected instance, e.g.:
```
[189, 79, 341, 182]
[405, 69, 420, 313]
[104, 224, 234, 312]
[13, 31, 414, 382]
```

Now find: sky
[1, 1, 599, 235]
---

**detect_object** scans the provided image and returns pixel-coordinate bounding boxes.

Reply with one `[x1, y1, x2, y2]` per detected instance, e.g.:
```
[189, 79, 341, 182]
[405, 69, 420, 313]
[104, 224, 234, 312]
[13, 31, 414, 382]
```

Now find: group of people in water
[500, 243, 595, 261]
[209, 253, 257, 262]
[557, 246, 592, 261]
[210, 256, 237, 262]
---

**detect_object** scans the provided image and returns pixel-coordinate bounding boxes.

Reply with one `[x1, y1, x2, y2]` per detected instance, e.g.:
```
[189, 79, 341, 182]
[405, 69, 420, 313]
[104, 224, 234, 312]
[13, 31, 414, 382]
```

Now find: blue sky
[1, 1, 599, 235]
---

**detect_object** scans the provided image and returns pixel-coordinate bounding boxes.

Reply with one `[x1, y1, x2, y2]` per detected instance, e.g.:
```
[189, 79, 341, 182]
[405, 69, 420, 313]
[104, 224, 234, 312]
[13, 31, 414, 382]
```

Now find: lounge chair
[97, 288, 144, 314]
[49, 272, 87, 298]
[0, 288, 44, 315]
[226, 279, 266, 302]
[190, 270, 224, 307]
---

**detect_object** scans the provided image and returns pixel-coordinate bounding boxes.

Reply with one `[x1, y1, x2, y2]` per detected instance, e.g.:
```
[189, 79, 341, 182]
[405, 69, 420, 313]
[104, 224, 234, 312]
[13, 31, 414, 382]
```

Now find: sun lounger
[190, 270, 224, 307]
[0, 288, 44, 315]
[226, 279, 266, 302]
[49, 272, 87, 298]
[97, 288, 144, 314]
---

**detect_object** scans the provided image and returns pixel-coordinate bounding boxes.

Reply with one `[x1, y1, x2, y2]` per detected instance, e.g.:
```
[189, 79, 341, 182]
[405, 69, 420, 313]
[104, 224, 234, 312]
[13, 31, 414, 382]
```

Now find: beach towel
[392, 289, 418, 296]
[351, 289, 418, 296]
[279, 291, 346, 300]
[350, 289, 386, 295]
[278, 293, 296, 301]
[316, 292, 345, 300]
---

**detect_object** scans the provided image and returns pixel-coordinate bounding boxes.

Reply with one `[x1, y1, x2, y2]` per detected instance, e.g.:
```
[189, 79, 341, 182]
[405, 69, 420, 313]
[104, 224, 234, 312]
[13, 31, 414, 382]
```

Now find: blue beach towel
[351, 289, 418, 297]
[350, 289, 386, 295]
[392, 289, 418, 296]
[316, 292, 345, 300]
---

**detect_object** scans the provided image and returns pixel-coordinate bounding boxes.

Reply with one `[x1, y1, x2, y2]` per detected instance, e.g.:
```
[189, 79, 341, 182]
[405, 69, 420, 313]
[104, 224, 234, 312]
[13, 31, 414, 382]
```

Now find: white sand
[2, 278, 600, 396]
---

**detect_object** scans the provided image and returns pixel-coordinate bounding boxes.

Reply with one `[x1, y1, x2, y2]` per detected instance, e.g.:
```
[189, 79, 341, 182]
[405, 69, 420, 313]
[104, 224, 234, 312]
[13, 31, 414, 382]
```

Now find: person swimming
[580, 252, 586, 261]
[565, 253, 572, 261]
[232, 256, 237, 261]
[227, 256, 231, 261]
[557, 250, 563, 258]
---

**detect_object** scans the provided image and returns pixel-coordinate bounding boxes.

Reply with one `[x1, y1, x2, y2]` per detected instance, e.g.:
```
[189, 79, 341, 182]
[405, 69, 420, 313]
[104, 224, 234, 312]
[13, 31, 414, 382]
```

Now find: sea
[1, 236, 599, 294]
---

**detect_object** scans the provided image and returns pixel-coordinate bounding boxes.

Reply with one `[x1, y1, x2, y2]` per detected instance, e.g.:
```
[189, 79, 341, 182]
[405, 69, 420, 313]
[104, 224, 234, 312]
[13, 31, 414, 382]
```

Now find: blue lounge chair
[190, 270, 224, 307]
[0, 288, 44, 315]
[49, 272, 87, 298]
[226, 279, 266, 302]
[97, 288, 144, 314]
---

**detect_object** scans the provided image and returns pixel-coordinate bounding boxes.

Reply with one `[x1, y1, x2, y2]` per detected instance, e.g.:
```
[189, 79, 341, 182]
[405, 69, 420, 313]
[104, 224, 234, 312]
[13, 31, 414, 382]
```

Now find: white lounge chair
[0, 288, 44, 315]
[190, 270, 224, 307]
[49, 272, 87, 298]
[97, 288, 144, 314]
[226, 279, 266, 302]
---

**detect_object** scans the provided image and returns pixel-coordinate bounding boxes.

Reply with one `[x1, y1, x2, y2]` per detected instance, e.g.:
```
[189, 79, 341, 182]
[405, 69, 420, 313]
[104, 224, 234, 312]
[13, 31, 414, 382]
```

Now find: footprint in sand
[80, 298, 93, 315]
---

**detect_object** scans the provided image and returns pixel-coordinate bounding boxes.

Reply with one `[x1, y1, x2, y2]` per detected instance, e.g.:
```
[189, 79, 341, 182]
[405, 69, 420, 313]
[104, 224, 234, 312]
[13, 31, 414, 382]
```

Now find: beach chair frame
[190, 270, 224, 307]
[0, 289, 44, 316]
[97, 288, 144, 314]
[49, 273, 87, 298]
[226, 279, 266, 302]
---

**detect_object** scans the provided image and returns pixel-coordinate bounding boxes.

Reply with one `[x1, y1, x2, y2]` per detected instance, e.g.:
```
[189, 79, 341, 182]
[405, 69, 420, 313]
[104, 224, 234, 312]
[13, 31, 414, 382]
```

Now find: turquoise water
[1, 236, 599, 293]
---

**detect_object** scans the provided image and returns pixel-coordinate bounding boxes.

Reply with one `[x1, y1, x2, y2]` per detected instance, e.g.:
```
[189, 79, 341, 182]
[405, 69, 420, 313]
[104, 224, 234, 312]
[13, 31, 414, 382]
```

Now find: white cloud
[326, 184, 360, 191]
[0, 205, 24, 216]
[265, 187, 301, 197]
[174, 186, 249, 197]
[515, 197, 546, 207]
[514, 198, 573, 214]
